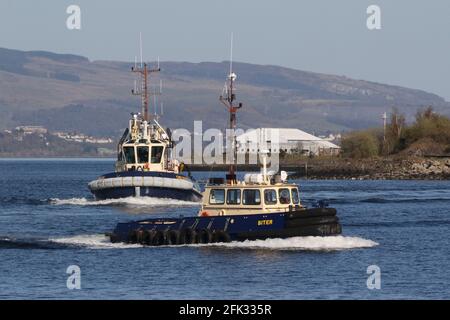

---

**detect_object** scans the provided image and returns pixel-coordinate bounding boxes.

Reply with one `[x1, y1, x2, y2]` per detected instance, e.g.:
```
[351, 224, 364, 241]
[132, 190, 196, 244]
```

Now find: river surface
[0, 159, 449, 299]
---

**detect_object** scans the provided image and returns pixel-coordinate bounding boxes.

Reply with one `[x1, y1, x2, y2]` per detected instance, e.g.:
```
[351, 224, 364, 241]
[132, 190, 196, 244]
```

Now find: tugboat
[108, 59, 342, 245]
[88, 55, 202, 202]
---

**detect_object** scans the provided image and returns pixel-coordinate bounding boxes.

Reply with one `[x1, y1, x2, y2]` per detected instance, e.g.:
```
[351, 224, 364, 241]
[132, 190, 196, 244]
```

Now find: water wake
[49, 234, 141, 249]
[202, 235, 378, 251]
[48, 234, 377, 251]
[48, 197, 199, 207]
[0, 237, 69, 250]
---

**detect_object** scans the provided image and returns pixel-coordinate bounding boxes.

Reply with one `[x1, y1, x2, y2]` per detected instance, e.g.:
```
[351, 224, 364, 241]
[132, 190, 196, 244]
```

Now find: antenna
[219, 32, 242, 183]
[382, 111, 387, 154]
[139, 32, 143, 67]
[131, 33, 161, 122]
[229, 32, 233, 76]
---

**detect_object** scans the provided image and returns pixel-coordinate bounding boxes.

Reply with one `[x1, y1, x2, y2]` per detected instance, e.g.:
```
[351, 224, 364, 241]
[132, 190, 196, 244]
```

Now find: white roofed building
[236, 128, 340, 156]
[15, 126, 48, 135]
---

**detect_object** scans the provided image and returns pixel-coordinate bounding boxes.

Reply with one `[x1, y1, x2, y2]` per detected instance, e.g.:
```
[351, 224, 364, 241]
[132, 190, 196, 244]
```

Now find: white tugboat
[88, 56, 202, 202]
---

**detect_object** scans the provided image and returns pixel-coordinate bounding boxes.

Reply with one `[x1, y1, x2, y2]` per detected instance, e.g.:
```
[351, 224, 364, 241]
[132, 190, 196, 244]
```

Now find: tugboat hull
[88, 171, 202, 202]
[109, 207, 342, 245]
[91, 186, 202, 202]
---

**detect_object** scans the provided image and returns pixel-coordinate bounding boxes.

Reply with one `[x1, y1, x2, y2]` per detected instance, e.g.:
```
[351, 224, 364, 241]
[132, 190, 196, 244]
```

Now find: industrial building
[236, 128, 340, 156]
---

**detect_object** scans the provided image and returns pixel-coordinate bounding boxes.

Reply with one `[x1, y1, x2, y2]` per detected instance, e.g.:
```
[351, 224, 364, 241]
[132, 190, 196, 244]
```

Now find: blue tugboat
[108, 59, 341, 245]
[109, 171, 342, 245]
[88, 56, 202, 202]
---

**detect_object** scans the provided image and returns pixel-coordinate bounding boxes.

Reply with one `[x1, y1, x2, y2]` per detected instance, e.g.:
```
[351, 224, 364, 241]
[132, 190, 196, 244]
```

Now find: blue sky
[1, 0, 450, 100]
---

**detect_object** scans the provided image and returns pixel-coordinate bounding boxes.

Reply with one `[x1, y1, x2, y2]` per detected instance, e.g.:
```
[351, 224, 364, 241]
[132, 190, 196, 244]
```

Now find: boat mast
[131, 32, 161, 122]
[220, 33, 242, 182]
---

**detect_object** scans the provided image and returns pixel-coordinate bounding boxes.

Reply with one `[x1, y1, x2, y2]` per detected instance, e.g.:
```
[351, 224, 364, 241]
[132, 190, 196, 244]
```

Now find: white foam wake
[49, 234, 142, 249]
[49, 197, 199, 207]
[203, 235, 378, 251]
[50, 234, 377, 251]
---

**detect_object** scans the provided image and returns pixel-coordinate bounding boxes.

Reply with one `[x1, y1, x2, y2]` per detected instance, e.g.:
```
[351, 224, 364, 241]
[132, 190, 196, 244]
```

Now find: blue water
[0, 159, 449, 299]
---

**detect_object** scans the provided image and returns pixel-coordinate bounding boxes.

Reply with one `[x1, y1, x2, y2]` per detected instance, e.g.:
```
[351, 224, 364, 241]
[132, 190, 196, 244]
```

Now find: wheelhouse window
[264, 189, 277, 205]
[151, 146, 164, 163]
[123, 146, 136, 164]
[136, 146, 149, 163]
[291, 188, 300, 204]
[226, 189, 241, 205]
[279, 188, 291, 204]
[243, 189, 261, 205]
[209, 189, 225, 204]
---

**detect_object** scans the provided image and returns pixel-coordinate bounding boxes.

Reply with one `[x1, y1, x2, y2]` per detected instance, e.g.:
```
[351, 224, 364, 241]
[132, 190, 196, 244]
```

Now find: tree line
[341, 107, 450, 158]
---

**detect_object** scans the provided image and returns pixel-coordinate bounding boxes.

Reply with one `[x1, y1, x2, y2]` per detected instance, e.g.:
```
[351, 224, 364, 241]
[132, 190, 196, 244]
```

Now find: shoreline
[188, 157, 450, 180]
[0, 157, 115, 161]
[1, 156, 449, 180]
[291, 157, 450, 180]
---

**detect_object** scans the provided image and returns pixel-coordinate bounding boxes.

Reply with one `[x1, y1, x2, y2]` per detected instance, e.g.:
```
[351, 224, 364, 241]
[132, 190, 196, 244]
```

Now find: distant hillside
[0, 130, 115, 157]
[0, 47, 449, 137]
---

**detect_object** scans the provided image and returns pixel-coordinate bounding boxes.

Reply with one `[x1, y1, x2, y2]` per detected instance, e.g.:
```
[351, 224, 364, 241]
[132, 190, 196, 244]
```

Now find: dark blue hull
[109, 207, 342, 245]
[91, 186, 202, 202]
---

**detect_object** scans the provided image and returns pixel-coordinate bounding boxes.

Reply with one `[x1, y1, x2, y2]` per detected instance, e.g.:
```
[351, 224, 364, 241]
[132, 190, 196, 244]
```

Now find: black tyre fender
[128, 229, 140, 244]
[164, 230, 180, 245]
[285, 216, 338, 228]
[212, 230, 231, 243]
[141, 230, 155, 245]
[109, 233, 119, 243]
[151, 230, 165, 246]
[136, 229, 148, 244]
[179, 228, 197, 244]
[196, 229, 213, 244]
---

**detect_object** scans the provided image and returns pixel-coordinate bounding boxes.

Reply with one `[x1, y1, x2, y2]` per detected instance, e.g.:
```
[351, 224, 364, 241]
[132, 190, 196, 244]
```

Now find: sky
[1, 0, 450, 100]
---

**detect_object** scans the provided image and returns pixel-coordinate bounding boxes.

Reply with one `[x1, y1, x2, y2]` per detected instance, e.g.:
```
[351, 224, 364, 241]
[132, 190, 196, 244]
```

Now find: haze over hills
[0, 47, 448, 137]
